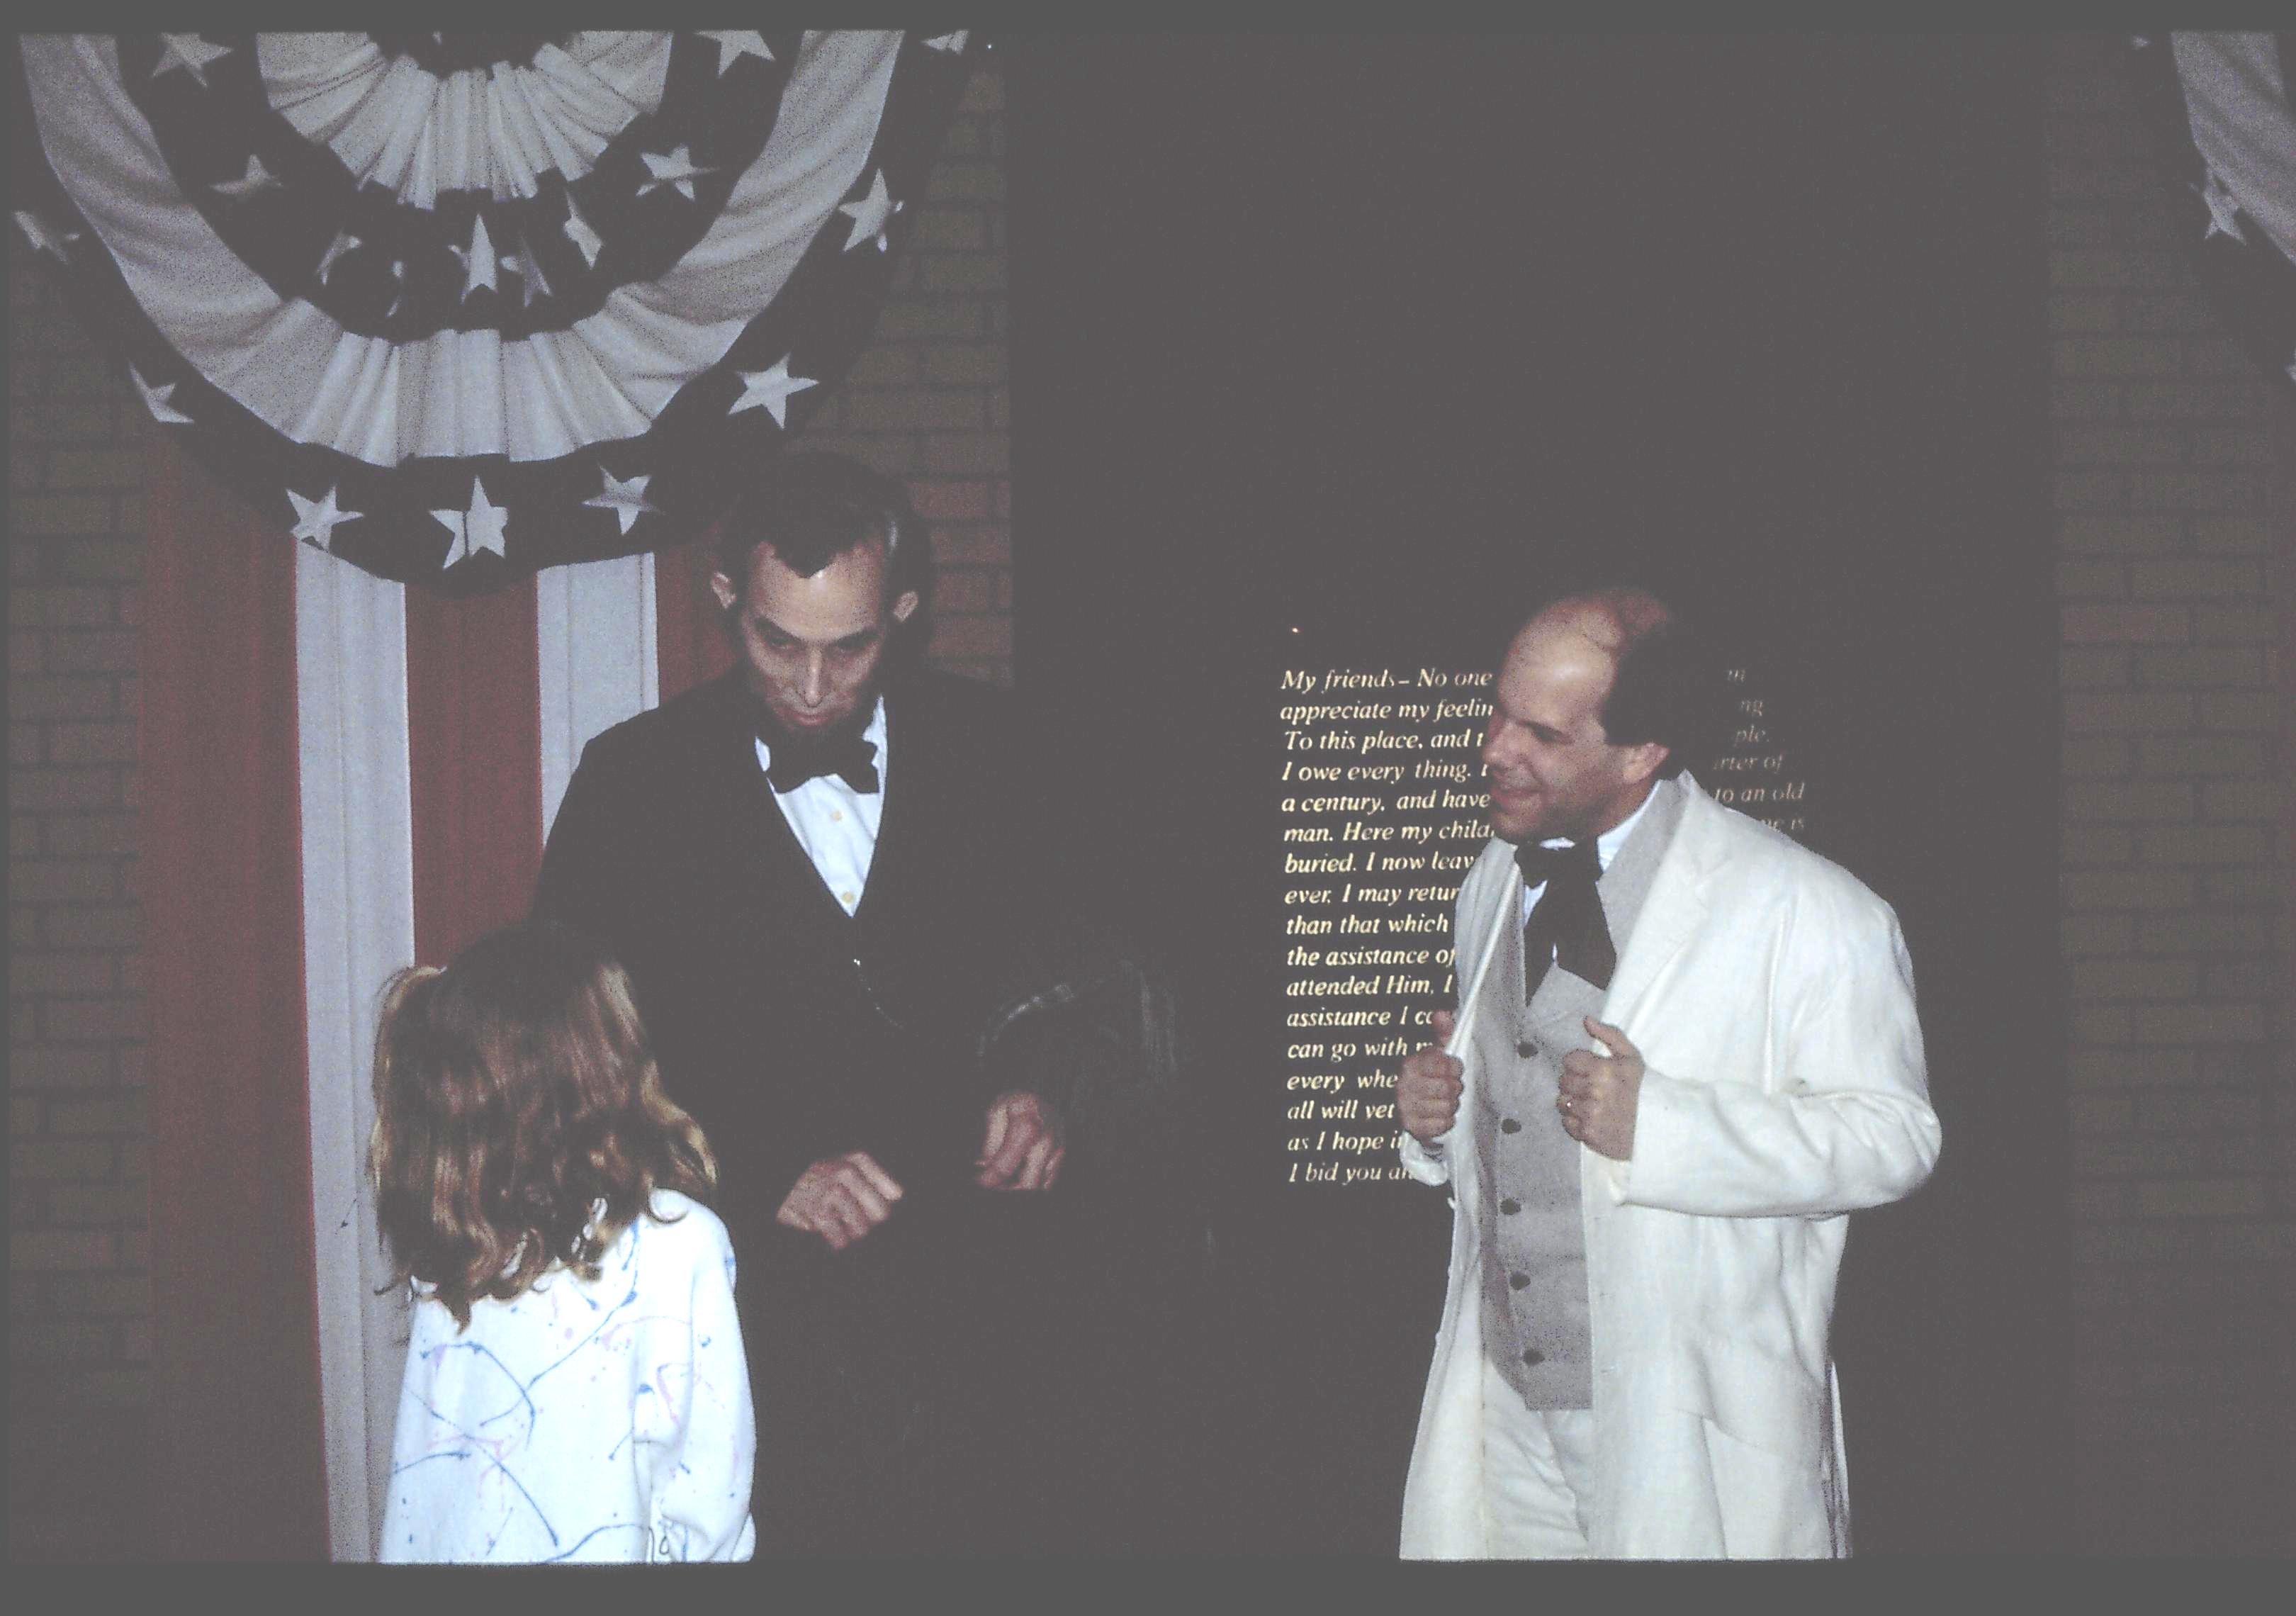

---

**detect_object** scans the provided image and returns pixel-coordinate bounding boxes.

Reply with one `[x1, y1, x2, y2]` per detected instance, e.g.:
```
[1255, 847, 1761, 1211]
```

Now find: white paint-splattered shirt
[380, 1189, 756, 1562]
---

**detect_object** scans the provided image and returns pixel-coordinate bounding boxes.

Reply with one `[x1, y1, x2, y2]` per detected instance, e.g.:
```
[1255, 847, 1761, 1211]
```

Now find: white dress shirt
[754, 697, 888, 916]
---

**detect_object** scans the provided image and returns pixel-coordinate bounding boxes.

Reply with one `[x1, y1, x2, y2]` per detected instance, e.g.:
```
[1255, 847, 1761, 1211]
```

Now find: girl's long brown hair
[368, 921, 716, 1329]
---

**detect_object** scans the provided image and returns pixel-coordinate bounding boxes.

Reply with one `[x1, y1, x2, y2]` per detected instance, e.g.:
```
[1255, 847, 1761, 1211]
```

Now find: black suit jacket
[532, 666, 1054, 1279]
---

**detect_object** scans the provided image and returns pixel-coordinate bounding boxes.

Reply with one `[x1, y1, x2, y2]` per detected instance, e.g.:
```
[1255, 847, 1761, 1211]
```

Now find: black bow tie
[763, 729, 879, 795]
[1516, 837, 1614, 995]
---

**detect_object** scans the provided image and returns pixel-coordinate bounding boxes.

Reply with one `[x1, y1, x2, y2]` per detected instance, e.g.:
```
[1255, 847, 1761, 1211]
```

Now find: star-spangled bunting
[130, 366, 194, 425]
[2125, 33, 2296, 404]
[212, 155, 281, 201]
[155, 34, 234, 87]
[730, 357, 816, 427]
[584, 468, 659, 536]
[638, 145, 712, 201]
[838, 170, 900, 252]
[432, 478, 509, 566]
[286, 485, 358, 549]
[13, 29, 979, 591]
[701, 32, 774, 74]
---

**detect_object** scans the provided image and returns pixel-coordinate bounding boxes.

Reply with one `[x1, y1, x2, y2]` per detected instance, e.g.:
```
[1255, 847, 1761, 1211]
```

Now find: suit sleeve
[533, 736, 629, 941]
[1611, 887, 1940, 1219]
[641, 1209, 757, 1562]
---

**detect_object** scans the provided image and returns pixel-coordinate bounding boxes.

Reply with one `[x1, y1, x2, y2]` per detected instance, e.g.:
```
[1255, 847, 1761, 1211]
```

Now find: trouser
[1475, 1357, 1839, 1558]
[1478, 1359, 1602, 1558]
[747, 1190, 1065, 1556]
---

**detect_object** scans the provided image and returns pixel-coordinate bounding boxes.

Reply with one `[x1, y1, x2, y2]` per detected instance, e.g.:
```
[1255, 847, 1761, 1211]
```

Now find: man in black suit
[534, 453, 1071, 1554]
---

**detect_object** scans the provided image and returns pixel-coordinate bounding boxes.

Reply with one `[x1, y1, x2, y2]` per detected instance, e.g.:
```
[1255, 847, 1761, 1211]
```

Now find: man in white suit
[1395, 585, 1940, 1559]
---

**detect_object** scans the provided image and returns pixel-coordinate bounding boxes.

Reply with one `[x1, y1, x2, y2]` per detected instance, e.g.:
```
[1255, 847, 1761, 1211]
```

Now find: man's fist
[976, 1089, 1064, 1191]
[1557, 1016, 1643, 1161]
[1399, 1007, 1465, 1145]
[777, 1150, 904, 1250]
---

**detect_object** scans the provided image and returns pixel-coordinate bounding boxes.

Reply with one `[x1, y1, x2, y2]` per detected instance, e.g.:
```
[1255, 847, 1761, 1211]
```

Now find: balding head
[1512, 585, 1704, 782]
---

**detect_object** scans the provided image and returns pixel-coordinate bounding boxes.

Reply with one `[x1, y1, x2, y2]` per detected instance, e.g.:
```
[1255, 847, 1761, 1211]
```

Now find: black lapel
[698, 673, 855, 936]
[855, 674, 937, 929]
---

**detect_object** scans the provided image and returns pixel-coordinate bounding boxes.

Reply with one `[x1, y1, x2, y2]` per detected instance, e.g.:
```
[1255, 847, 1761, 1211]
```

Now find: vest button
[1499, 1198, 1521, 1215]
[1509, 1272, 1530, 1291]
[1522, 1348, 1545, 1367]
[1499, 1118, 1521, 1133]
[1516, 1039, 1538, 1058]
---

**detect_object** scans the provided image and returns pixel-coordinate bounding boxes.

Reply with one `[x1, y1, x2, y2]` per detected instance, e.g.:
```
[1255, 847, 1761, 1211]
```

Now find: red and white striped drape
[142, 436, 730, 1559]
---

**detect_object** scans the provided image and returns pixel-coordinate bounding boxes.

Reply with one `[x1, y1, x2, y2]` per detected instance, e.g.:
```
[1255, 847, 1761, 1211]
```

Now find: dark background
[1005, 35, 2064, 1552]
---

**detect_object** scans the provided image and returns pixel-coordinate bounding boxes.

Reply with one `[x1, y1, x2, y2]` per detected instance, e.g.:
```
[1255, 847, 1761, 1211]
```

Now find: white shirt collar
[1536, 776, 1660, 877]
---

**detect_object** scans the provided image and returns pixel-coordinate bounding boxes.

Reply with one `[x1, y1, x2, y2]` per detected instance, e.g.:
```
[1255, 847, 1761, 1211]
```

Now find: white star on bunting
[14, 211, 81, 259]
[155, 34, 235, 87]
[923, 33, 969, 53]
[286, 485, 359, 549]
[730, 357, 816, 427]
[838, 170, 900, 252]
[700, 31, 774, 74]
[451, 215, 499, 301]
[638, 145, 712, 201]
[129, 366, 194, 426]
[561, 197, 602, 268]
[211, 154, 280, 201]
[2197, 170, 2246, 244]
[501, 245, 552, 307]
[432, 478, 509, 566]
[584, 468, 659, 536]
[316, 230, 358, 283]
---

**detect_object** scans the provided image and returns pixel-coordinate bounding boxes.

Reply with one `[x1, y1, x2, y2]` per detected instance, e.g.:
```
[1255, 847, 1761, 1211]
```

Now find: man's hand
[1558, 1016, 1642, 1161]
[776, 1151, 904, 1250]
[976, 1089, 1064, 1190]
[1399, 1008, 1465, 1145]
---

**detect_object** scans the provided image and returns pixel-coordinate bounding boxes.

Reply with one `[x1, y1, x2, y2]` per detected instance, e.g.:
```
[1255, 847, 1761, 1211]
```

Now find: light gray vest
[1475, 778, 1684, 1408]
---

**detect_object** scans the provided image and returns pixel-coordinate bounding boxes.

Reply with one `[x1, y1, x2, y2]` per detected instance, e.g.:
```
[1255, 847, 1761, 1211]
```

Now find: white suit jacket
[1397, 774, 1938, 1558]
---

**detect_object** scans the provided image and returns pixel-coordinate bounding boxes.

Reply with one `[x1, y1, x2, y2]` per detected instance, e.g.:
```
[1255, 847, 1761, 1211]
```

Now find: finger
[1040, 1145, 1065, 1189]
[826, 1191, 876, 1244]
[835, 1172, 894, 1225]
[977, 1101, 1010, 1167]
[982, 1116, 1035, 1184]
[846, 1150, 904, 1203]
[1583, 1016, 1636, 1057]
[1431, 1008, 1456, 1042]
[1023, 1132, 1060, 1189]
[1007, 1133, 1057, 1191]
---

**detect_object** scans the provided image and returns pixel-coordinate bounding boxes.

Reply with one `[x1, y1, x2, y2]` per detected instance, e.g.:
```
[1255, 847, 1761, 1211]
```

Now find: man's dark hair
[1599, 605, 1726, 781]
[716, 451, 933, 617]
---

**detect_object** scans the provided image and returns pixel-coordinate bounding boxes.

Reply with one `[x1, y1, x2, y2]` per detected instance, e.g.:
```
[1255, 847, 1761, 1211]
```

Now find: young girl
[368, 921, 755, 1562]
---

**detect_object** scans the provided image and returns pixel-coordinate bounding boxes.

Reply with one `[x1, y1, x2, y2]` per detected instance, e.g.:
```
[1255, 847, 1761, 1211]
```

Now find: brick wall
[789, 63, 1012, 683]
[2047, 34, 2292, 1556]
[8, 224, 153, 1560]
[4, 57, 1008, 1561]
